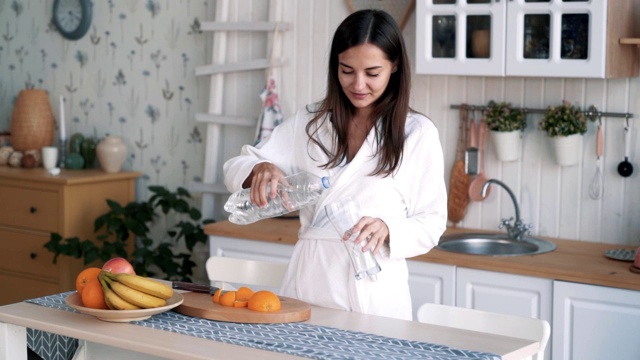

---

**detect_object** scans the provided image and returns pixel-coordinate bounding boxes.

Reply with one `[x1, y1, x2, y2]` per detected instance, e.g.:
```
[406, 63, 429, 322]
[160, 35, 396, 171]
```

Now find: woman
[223, 9, 447, 320]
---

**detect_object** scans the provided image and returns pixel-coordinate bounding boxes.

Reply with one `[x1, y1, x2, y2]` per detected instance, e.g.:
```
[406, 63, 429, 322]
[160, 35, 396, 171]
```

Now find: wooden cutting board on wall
[175, 292, 311, 323]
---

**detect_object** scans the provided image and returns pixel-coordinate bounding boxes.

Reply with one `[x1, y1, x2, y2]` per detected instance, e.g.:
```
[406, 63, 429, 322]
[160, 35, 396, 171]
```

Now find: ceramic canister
[96, 136, 127, 173]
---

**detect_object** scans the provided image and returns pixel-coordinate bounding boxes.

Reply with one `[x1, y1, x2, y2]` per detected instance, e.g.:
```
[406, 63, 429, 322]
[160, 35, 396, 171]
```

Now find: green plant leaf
[44, 185, 213, 282]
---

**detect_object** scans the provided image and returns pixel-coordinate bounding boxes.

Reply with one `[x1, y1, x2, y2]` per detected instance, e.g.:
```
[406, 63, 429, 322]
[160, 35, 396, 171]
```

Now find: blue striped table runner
[26, 292, 501, 360]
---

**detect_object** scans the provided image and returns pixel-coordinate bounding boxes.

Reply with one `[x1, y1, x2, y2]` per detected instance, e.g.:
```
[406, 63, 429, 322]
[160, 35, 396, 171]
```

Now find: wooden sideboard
[0, 167, 140, 305]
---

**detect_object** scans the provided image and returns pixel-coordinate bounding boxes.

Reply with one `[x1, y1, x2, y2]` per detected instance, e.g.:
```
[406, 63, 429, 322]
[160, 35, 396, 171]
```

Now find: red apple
[102, 257, 136, 275]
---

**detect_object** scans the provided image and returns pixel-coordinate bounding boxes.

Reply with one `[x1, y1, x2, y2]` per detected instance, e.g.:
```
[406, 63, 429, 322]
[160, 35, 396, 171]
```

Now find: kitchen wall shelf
[620, 38, 640, 46]
[450, 103, 634, 121]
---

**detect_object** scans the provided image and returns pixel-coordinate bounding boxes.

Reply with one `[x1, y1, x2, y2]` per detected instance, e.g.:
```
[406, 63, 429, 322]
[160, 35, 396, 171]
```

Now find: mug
[41, 146, 58, 170]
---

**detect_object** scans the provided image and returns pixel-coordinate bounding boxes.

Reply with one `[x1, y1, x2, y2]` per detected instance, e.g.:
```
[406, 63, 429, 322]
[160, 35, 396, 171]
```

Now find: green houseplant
[539, 100, 587, 138]
[539, 100, 587, 166]
[484, 101, 527, 132]
[44, 186, 214, 281]
[484, 101, 527, 162]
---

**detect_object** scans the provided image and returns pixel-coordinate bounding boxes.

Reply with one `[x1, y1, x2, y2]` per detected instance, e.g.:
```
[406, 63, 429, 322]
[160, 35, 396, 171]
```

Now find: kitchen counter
[204, 219, 640, 291]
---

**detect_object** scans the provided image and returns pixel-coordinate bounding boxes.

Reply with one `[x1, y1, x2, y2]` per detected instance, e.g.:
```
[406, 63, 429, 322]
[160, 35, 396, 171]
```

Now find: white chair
[416, 303, 550, 360]
[205, 256, 288, 291]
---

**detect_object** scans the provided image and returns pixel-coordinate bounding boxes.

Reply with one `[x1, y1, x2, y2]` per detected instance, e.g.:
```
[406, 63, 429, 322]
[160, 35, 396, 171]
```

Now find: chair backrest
[205, 256, 288, 290]
[416, 303, 550, 360]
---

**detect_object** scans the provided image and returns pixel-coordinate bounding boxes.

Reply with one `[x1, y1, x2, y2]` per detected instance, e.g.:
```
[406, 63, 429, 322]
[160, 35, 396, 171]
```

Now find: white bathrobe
[223, 107, 447, 320]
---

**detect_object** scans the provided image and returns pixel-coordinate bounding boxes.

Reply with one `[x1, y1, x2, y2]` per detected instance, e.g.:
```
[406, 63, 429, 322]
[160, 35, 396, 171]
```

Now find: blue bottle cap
[321, 176, 331, 189]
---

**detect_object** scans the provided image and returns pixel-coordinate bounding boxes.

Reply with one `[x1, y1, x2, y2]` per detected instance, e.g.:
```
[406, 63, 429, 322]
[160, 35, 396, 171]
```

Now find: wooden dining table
[0, 294, 539, 360]
[0, 292, 539, 360]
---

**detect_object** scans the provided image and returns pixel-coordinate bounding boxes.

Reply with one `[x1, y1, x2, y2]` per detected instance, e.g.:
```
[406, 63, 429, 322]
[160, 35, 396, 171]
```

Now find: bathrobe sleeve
[223, 110, 303, 193]
[381, 114, 448, 259]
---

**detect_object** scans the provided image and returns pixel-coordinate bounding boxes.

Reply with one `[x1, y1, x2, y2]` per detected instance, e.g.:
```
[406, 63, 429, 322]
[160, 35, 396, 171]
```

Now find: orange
[219, 291, 236, 307]
[234, 300, 248, 308]
[247, 290, 281, 312]
[212, 288, 223, 304]
[80, 278, 108, 309]
[75, 267, 102, 295]
[236, 286, 254, 301]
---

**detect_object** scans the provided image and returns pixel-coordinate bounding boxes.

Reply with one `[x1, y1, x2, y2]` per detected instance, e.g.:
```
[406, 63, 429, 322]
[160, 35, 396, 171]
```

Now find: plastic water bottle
[224, 171, 331, 225]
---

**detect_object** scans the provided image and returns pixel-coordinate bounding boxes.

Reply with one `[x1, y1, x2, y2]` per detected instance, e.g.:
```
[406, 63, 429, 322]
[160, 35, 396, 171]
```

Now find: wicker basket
[10, 89, 55, 151]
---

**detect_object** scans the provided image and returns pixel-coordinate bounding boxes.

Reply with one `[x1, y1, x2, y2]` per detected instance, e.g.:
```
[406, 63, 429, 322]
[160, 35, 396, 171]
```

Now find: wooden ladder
[191, 0, 288, 218]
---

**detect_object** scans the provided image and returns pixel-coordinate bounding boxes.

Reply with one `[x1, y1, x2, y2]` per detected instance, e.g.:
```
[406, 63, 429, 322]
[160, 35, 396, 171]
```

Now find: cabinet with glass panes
[415, 0, 638, 78]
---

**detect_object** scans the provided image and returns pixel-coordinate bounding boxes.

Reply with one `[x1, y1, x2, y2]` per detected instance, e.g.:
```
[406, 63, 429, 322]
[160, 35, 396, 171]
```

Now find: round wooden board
[174, 292, 311, 323]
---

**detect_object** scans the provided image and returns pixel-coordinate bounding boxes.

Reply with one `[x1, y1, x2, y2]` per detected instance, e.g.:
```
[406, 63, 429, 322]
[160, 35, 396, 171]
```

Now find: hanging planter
[484, 101, 526, 162]
[551, 133, 582, 166]
[491, 130, 522, 162]
[539, 100, 587, 167]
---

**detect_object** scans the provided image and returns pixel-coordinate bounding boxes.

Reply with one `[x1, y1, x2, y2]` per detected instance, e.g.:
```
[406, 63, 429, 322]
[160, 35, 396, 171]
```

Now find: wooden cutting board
[174, 292, 311, 323]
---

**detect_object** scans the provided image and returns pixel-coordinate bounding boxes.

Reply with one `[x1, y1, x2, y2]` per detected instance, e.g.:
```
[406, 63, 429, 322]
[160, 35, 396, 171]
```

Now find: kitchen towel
[254, 76, 284, 145]
[27, 292, 501, 360]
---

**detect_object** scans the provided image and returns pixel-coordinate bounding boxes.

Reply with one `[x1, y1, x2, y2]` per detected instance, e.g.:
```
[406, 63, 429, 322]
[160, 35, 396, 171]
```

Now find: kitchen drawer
[0, 227, 58, 280]
[0, 272, 59, 305]
[0, 186, 59, 232]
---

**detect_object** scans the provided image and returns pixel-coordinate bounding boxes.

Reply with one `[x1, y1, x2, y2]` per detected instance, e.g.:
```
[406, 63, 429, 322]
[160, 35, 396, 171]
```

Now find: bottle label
[321, 176, 331, 189]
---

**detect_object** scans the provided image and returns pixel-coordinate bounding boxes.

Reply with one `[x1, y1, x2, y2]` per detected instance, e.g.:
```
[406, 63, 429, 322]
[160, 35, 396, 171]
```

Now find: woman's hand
[246, 163, 286, 208]
[348, 217, 390, 255]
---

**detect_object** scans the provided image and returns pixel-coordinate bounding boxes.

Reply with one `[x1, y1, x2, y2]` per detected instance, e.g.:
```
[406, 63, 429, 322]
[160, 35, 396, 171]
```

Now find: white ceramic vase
[551, 133, 581, 167]
[490, 130, 521, 162]
[97, 136, 127, 173]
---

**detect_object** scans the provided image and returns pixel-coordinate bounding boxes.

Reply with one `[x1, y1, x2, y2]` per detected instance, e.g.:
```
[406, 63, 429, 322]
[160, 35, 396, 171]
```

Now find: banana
[108, 279, 167, 309]
[107, 272, 173, 300]
[100, 275, 141, 310]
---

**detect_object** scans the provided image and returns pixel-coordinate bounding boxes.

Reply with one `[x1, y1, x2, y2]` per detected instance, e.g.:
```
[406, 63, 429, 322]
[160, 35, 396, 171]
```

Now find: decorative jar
[10, 89, 55, 151]
[96, 136, 127, 173]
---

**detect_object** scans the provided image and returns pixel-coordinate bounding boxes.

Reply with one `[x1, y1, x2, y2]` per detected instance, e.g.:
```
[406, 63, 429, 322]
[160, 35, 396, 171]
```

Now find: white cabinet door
[407, 260, 455, 320]
[209, 236, 294, 264]
[505, 0, 607, 78]
[416, 0, 612, 78]
[456, 267, 553, 360]
[553, 281, 640, 360]
[416, 0, 506, 76]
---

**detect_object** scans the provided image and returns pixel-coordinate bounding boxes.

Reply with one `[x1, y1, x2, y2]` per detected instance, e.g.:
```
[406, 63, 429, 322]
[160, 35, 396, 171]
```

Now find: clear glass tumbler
[325, 197, 381, 280]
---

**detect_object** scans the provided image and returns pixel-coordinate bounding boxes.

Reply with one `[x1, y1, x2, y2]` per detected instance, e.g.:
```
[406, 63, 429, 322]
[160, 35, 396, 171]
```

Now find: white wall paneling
[210, 0, 639, 246]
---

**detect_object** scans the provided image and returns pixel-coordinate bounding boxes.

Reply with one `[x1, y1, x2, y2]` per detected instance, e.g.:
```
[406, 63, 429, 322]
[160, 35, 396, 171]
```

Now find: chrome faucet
[481, 179, 532, 241]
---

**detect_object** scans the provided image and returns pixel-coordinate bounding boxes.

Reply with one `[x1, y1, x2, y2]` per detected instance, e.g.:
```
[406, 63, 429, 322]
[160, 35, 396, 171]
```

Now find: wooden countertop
[205, 219, 640, 291]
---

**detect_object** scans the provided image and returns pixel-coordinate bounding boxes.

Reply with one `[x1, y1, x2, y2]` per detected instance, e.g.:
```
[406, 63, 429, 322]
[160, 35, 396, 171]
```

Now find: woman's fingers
[249, 164, 285, 207]
[351, 217, 389, 255]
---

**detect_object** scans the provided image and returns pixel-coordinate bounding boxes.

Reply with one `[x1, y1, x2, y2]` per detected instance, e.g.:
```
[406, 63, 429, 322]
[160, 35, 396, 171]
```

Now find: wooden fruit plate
[174, 292, 311, 323]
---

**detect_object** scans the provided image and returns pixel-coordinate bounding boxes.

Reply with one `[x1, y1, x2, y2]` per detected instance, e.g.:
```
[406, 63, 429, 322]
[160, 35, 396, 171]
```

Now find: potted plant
[44, 186, 214, 282]
[484, 101, 527, 162]
[539, 100, 587, 166]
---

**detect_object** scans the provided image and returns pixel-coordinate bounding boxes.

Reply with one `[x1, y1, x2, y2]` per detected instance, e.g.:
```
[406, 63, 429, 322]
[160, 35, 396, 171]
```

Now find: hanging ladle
[617, 116, 633, 177]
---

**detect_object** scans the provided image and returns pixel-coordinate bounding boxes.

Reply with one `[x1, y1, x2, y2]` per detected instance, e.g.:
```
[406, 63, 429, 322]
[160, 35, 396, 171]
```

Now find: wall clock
[52, 0, 93, 40]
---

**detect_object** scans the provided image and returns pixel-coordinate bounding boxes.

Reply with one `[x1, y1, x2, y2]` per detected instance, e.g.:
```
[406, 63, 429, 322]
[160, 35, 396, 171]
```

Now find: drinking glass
[325, 197, 381, 280]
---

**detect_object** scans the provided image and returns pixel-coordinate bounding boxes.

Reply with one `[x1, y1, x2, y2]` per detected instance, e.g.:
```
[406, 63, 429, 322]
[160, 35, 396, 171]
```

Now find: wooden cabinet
[552, 281, 640, 360]
[0, 167, 139, 305]
[415, 0, 638, 78]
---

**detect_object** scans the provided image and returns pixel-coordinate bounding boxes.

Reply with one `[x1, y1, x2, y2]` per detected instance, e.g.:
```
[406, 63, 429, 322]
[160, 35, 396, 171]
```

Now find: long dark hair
[306, 9, 411, 177]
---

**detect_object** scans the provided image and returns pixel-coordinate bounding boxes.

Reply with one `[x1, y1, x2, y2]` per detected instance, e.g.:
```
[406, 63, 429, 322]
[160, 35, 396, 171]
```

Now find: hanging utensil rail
[450, 103, 633, 121]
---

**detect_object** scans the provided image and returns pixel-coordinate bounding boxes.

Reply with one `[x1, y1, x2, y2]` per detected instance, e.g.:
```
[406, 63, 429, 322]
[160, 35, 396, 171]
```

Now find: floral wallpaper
[0, 0, 213, 199]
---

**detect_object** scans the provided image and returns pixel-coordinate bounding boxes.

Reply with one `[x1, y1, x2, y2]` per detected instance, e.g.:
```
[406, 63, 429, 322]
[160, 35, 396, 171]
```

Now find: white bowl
[65, 292, 184, 322]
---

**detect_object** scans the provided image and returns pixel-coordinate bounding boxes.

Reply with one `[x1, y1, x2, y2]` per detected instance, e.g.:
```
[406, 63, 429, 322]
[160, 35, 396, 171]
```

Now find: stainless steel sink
[437, 233, 556, 256]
